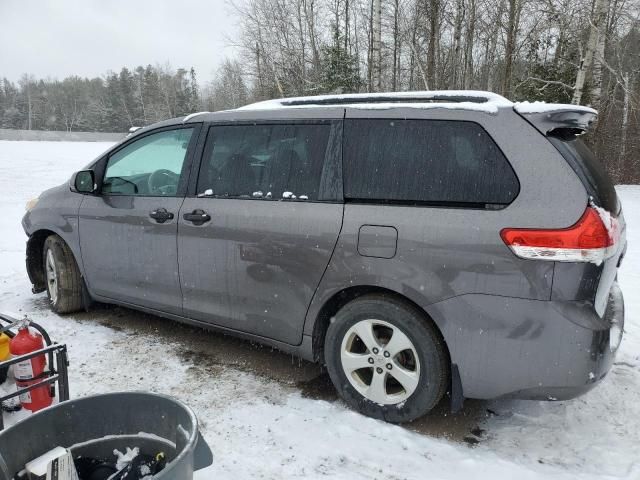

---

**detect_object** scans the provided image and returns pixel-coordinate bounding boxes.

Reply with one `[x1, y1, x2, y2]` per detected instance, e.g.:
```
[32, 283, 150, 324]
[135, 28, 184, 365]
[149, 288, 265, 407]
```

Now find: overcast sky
[0, 0, 237, 83]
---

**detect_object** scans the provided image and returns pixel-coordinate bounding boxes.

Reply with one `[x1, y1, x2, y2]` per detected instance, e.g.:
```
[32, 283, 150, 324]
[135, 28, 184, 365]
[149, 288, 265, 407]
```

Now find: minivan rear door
[177, 120, 343, 345]
[548, 136, 626, 316]
[515, 105, 626, 315]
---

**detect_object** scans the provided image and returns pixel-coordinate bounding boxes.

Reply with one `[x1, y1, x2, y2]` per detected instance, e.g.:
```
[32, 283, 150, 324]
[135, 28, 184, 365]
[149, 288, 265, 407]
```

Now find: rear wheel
[43, 235, 83, 314]
[324, 295, 449, 423]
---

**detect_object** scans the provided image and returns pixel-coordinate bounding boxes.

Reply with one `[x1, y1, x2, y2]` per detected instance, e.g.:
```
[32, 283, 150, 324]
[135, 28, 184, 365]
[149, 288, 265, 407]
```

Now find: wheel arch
[26, 229, 58, 293]
[310, 285, 452, 368]
[26, 229, 85, 294]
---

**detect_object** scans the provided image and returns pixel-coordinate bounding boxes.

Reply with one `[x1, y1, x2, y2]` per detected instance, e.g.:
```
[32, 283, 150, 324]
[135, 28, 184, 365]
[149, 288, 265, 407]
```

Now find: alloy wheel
[340, 319, 420, 405]
[45, 249, 58, 304]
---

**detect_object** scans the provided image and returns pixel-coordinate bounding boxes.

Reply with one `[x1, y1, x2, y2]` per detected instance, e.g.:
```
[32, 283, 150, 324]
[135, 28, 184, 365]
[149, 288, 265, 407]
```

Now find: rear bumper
[427, 283, 624, 400]
[510, 283, 623, 401]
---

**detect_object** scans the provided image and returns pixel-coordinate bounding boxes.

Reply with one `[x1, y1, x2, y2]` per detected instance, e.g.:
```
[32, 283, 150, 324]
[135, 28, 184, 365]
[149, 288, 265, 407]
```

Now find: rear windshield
[548, 137, 619, 214]
[343, 119, 519, 207]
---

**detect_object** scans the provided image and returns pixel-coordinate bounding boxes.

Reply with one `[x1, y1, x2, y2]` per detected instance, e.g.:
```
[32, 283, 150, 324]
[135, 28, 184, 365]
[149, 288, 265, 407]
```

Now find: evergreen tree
[104, 73, 124, 131]
[319, 27, 362, 94]
[118, 67, 138, 127]
[189, 67, 200, 112]
[2, 79, 25, 129]
[134, 66, 147, 125]
[173, 68, 191, 116]
[143, 64, 165, 122]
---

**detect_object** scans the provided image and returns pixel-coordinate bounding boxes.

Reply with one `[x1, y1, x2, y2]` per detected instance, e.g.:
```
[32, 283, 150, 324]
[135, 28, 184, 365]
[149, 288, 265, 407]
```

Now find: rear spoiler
[514, 102, 597, 138]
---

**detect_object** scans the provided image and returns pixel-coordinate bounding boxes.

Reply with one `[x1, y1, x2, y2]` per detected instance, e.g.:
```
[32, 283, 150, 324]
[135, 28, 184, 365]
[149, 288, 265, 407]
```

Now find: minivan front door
[79, 126, 199, 315]
[178, 122, 343, 345]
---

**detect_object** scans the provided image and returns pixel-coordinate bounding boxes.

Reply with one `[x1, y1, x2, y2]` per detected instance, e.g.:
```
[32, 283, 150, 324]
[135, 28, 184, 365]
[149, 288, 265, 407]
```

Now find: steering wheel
[148, 169, 179, 195]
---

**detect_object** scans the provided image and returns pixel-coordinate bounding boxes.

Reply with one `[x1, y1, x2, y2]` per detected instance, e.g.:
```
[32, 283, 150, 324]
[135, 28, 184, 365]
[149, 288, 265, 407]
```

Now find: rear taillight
[501, 206, 619, 264]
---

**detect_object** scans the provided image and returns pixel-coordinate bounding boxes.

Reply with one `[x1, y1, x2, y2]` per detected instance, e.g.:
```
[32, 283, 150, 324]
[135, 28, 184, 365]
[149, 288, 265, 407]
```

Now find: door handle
[183, 209, 211, 226]
[149, 208, 174, 223]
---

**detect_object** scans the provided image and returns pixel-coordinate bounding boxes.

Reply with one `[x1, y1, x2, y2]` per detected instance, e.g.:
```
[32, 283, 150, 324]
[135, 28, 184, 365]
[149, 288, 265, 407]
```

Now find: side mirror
[72, 170, 96, 193]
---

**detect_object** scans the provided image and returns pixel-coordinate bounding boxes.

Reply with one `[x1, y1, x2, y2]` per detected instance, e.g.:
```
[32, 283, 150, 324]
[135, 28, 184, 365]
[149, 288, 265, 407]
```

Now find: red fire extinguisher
[9, 325, 53, 412]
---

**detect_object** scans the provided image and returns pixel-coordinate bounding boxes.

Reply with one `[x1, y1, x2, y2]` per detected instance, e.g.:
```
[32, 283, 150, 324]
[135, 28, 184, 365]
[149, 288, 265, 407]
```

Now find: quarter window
[343, 119, 519, 206]
[198, 124, 331, 201]
[102, 128, 194, 196]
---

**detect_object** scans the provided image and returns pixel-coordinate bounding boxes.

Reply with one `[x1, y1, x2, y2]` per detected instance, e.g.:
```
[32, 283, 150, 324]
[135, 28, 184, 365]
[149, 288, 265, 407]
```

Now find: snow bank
[1, 141, 639, 480]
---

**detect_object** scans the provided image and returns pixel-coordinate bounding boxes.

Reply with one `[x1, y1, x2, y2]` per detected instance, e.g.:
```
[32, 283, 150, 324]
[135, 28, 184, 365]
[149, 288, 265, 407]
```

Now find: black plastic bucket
[0, 392, 213, 479]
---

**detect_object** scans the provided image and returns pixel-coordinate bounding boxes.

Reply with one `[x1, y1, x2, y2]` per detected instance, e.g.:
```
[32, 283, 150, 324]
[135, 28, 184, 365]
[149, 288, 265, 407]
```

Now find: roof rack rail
[283, 94, 490, 106]
[183, 111, 211, 123]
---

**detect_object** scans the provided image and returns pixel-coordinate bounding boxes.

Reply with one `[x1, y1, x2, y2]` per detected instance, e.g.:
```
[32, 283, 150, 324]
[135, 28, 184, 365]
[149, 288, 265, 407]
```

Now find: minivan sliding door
[177, 121, 343, 345]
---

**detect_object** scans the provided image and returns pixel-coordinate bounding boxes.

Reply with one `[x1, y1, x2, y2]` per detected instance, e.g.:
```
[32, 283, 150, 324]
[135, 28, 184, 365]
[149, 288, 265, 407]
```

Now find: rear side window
[198, 124, 331, 201]
[548, 137, 619, 214]
[343, 119, 519, 206]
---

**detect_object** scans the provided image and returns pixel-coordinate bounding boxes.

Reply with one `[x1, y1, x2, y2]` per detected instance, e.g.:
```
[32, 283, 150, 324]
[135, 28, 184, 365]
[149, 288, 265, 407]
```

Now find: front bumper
[429, 283, 624, 400]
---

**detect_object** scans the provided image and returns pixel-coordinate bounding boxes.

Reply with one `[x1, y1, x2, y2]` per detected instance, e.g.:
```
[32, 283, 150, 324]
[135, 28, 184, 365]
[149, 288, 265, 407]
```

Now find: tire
[43, 235, 84, 314]
[324, 294, 449, 423]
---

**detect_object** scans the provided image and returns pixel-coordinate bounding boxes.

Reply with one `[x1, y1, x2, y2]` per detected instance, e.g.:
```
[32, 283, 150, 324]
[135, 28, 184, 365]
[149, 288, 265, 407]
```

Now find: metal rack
[0, 313, 69, 430]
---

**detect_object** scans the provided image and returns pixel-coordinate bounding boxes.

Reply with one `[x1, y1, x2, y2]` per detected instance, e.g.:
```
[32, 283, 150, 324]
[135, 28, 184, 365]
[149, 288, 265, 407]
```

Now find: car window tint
[102, 128, 194, 196]
[343, 119, 519, 206]
[549, 137, 619, 214]
[198, 124, 331, 201]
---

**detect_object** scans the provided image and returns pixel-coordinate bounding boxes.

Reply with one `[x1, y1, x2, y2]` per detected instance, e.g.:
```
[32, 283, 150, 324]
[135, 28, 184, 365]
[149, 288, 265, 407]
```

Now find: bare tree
[502, 0, 522, 97]
[427, 0, 441, 88]
[372, 0, 382, 90]
[572, 0, 611, 104]
[3, 0, 640, 182]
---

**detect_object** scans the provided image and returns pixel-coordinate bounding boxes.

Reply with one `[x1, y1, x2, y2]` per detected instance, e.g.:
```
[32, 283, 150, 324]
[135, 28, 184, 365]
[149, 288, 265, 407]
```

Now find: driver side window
[102, 128, 194, 196]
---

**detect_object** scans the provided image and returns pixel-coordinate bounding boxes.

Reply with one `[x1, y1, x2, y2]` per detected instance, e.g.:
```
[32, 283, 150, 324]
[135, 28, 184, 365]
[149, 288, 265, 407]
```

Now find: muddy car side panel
[178, 199, 344, 345]
[78, 195, 187, 315]
[177, 118, 344, 345]
[23, 105, 623, 403]
[302, 106, 594, 399]
[76, 124, 202, 316]
[426, 288, 622, 399]
[22, 184, 86, 288]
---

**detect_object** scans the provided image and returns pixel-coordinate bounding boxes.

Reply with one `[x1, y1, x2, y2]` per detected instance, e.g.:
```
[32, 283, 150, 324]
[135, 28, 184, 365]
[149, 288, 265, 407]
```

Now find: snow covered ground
[1, 140, 639, 479]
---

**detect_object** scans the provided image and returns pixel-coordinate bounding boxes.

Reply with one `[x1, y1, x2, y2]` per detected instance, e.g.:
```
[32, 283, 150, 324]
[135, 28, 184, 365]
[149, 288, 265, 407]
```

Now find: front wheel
[43, 235, 83, 314]
[324, 295, 449, 423]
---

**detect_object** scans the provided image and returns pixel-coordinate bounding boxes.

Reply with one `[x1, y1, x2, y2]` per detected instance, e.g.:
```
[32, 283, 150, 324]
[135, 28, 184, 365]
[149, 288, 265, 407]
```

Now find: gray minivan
[22, 91, 626, 422]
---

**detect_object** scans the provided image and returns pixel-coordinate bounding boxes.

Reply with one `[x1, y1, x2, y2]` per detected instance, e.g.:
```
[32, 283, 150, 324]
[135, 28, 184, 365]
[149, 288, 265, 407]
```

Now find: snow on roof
[181, 96, 598, 122]
[514, 101, 598, 115]
[240, 90, 513, 114]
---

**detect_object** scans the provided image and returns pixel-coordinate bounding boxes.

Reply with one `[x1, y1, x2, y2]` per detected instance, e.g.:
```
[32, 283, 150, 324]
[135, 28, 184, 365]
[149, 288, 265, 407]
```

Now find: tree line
[1, 0, 639, 182]
[0, 66, 200, 134]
